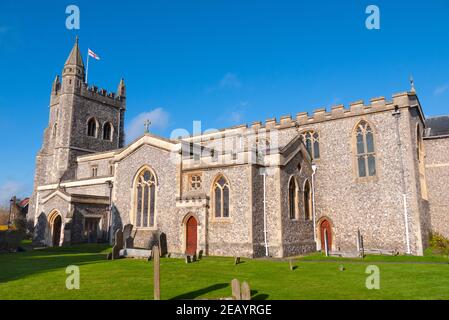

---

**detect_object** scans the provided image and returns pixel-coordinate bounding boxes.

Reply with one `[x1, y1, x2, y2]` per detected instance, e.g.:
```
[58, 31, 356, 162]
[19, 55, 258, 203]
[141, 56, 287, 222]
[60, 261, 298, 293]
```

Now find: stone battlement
[80, 83, 125, 108]
[184, 91, 420, 141]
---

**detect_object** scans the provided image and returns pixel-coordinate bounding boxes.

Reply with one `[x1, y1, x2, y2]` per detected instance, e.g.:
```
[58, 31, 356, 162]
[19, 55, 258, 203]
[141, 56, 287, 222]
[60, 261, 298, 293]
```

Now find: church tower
[32, 37, 126, 187]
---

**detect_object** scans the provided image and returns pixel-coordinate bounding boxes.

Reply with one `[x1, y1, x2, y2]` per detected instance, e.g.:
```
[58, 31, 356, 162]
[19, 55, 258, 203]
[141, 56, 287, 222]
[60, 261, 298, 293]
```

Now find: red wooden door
[320, 219, 332, 251]
[186, 216, 197, 255]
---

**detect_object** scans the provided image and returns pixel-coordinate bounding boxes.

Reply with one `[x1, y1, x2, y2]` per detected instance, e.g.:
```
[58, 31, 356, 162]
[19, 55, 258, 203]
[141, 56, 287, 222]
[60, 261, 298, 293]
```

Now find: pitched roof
[64, 36, 84, 68]
[425, 115, 449, 137]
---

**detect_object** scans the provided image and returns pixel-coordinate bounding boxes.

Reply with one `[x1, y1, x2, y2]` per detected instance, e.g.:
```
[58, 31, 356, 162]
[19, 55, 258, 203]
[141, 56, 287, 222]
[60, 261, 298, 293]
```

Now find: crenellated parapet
[79, 83, 125, 109]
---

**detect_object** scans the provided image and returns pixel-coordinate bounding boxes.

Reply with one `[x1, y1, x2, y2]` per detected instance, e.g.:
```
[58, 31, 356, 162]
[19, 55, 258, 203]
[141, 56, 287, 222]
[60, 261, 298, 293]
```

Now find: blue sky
[0, 0, 448, 205]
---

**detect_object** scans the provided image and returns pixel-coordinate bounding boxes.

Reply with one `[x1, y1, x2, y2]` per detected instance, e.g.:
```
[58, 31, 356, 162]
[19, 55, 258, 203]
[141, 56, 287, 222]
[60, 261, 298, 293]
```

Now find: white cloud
[0, 180, 25, 207]
[219, 73, 241, 89]
[219, 101, 249, 125]
[206, 73, 242, 93]
[434, 84, 449, 96]
[125, 108, 170, 143]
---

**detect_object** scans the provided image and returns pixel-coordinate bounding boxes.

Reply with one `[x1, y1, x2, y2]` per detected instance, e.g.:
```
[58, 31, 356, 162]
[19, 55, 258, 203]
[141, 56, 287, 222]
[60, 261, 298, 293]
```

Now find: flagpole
[85, 50, 90, 84]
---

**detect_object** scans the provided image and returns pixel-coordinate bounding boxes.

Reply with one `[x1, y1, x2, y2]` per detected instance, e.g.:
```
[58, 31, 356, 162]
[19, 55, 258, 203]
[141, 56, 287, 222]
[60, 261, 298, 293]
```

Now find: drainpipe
[311, 163, 317, 250]
[262, 169, 269, 257]
[107, 181, 113, 245]
[393, 106, 411, 254]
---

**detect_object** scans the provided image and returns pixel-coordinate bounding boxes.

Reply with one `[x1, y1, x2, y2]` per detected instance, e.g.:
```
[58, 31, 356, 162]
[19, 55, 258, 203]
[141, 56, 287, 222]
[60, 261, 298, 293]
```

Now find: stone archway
[319, 218, 333, 253]
[48, 211, 62, 247]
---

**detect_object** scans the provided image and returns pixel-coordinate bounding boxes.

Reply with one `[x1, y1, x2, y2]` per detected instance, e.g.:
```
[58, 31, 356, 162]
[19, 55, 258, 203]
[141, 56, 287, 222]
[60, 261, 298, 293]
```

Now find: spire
[117, 78, 126, 97]
[64, 36, 84, 68]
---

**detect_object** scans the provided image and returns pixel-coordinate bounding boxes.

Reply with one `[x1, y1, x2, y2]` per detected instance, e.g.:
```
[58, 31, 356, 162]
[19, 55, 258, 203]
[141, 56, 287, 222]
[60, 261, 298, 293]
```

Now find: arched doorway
[319, 219, 332, 253]
[185, 216, 198, 255]
[52, 215, 62, 247]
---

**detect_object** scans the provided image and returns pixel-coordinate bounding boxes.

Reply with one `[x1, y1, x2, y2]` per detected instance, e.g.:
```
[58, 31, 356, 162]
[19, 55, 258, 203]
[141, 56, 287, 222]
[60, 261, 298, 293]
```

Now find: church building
[29, 39, 449, 257]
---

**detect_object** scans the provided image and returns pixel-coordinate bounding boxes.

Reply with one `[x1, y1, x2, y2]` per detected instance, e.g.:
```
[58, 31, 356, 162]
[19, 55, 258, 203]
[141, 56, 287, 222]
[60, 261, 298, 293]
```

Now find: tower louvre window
[103, 122, 113, 141]
[87, 118, 97, 137]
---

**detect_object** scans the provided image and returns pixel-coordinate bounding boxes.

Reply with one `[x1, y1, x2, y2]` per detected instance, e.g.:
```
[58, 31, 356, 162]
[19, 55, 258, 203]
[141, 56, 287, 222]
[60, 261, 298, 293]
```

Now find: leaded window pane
[366, 132, 374, 153]
[143, 185, 149, 227]
[215, 187, 221, 217]
[136, 185, 142, 227]
[313, 140, 320, 159]
[304, 182, 311, 220]
[368, 155, 376, 176]
[358, 156, 366, 177]
[289, 180, 296, 219]
[356, 134, 365, 154]
[150, 184, 155, 226]
[306, 139, 312, 156]
[223, 186, 229, 218]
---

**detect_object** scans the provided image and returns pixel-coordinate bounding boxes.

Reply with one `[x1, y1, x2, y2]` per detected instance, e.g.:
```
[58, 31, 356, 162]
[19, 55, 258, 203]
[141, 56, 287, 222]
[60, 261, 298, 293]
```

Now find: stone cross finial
[410, 75, 416, 93]
[144, 120, 151, 134]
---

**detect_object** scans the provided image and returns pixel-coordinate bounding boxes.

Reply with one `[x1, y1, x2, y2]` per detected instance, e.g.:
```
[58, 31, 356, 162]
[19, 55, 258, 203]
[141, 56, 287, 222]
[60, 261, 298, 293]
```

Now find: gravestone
[231, 279, 241, 300]
[198, 250, 203, 260]
[159, 232, 167, 257]
[153, 245, 160, 300]
[234, 257, 241, 265]
[289, 259, 294, 271]
[112, 229, 123, 260]
[123, 224, 133, 249]
[241, 281, 251, 300]
[185, 255, 191, 264]
[192, 254, 197, 262]
[338, 265, 345, 271]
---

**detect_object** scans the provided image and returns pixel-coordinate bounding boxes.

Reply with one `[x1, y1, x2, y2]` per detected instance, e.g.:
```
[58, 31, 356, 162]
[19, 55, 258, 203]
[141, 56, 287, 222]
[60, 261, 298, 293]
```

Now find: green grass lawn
[0, 244, 448, 300]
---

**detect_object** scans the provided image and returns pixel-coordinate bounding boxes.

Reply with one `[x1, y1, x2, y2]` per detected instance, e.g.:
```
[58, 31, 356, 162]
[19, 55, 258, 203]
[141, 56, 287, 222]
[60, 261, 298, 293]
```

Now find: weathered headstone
[159, 232, 168, 257]
[241, 281, 251, 300]
[289, 259, 294, 271]
[234, 257, 241, 265]
[231, 279, 241, 300]
[123, 224, 133, 249]
[112, 229, 123, 260]
[338, 265, 345, 271]
[192, 254, 197, 262]
[185, 255, 191, 264]
[153, 245, 160, 300]
[198, 250, 203, 260]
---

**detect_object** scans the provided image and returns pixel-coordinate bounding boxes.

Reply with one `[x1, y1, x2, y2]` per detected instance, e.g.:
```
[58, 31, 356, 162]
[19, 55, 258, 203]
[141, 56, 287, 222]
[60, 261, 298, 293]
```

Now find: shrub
[0, 229, 25, 252]
[429, 233, 449, 255]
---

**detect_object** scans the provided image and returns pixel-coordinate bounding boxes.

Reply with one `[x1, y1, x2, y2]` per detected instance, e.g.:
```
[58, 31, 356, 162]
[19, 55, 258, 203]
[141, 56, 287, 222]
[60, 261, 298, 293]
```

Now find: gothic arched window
[103, 122, 113, 141]
[355, 121, 376, 178]
[87, 118, 97, 137]
[213, 175, 230, 218]
[134, 169, 156, 228]
[304, 180, 312, 220]
[289, 177, 298, 219]
[300, 131, 320, 159]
